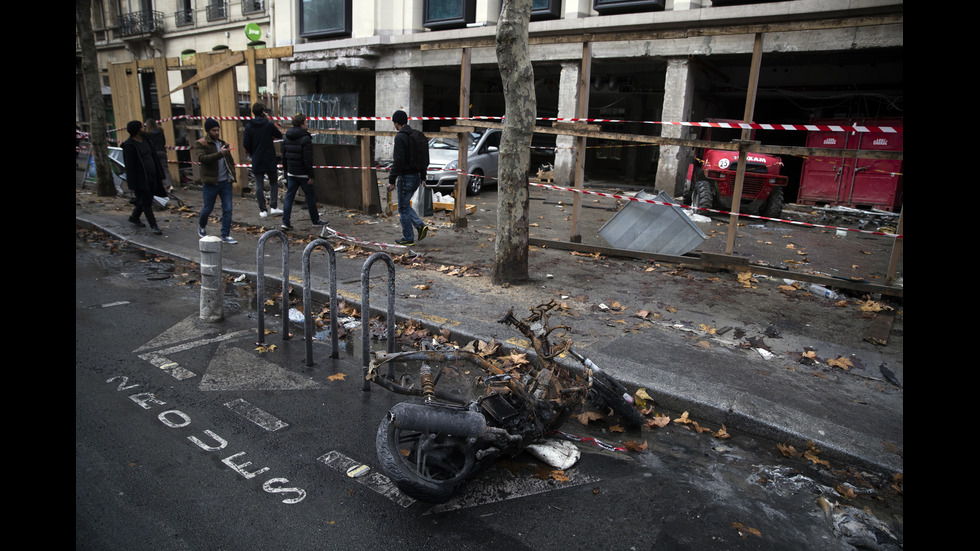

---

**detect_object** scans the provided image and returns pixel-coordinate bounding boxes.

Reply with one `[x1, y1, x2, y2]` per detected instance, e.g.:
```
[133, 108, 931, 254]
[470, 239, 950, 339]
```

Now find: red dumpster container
[798, 118, 903, 212]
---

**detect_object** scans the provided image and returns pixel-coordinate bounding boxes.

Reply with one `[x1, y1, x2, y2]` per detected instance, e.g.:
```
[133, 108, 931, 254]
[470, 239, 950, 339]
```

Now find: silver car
[425, 129, 501, 196]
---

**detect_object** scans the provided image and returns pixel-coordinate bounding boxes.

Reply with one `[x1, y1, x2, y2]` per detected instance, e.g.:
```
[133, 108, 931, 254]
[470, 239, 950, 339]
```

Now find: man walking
[121, 120, 166, 235]
[280, 114, 326, 231]
[388, 110, 429, 246]
[195, 118, 238, 244]
[243, 102, 283, 218]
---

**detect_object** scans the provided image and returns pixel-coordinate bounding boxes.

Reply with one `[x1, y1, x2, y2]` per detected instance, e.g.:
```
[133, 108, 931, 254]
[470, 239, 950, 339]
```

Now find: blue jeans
[200, 180, 233, 238]
[396, 173, 424, 241]
[282, 175, 319, 225]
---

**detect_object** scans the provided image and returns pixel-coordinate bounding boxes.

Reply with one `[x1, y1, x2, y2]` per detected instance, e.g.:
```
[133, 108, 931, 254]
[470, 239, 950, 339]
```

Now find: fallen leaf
[624, 439, 648, 452]
[327, 373, 346, 381]
[827, 356, 853, 370]
[674, 411, 693, 425]
[714, 424, 730, 439]
[576, 411, 605, 425]
[645, 415, 670, 428]
[731, 522, 762, 538]
[803, 440, 831, 468]
[610, 424, 625, 433]
[550, 470, 569, 482]
[777, 443, 802, 458]
[692, 421, 712, 434]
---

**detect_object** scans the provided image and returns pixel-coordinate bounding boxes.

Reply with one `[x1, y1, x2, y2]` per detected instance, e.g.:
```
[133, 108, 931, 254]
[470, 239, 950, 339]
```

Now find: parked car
[425, 129, 501, 196]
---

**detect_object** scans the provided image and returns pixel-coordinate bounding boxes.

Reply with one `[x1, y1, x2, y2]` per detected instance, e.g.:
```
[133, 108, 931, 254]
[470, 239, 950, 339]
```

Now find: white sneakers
[270, 208, 283, 216]
[259, 210, 268, 218]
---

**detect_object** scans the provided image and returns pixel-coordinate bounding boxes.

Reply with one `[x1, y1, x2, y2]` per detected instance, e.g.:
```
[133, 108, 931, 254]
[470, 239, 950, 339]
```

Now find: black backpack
[408, 128, 430, 173]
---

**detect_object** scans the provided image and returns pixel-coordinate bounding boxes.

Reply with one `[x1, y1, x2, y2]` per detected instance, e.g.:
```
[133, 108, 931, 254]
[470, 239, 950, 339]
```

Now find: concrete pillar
[199, 236, 224, 322]
[375, 69, 423, 161]
[655, 57, 695, 197]
[553, 62, 582, 186]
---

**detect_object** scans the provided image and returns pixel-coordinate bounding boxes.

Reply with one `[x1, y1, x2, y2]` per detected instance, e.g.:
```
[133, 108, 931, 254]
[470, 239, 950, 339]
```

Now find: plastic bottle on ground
[809, 283, 839, 299]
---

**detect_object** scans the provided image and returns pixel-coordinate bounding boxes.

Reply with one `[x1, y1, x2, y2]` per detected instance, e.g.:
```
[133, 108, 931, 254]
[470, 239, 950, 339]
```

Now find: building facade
[78, 0, 903, 195]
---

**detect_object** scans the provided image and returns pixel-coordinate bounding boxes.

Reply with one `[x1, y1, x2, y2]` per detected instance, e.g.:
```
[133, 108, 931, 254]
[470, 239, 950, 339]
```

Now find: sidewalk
[75, 164, 903, 475]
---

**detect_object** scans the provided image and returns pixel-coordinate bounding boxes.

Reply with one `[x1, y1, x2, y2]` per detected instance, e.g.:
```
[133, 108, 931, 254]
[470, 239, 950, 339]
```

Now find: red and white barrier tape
[113, 114, 902, 134]
[550, 430, 627, 452]
[319, 226, 414, 254]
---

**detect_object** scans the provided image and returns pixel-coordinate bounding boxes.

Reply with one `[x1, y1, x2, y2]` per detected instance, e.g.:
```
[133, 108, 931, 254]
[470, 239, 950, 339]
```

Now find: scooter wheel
[375, 409, 476, 503]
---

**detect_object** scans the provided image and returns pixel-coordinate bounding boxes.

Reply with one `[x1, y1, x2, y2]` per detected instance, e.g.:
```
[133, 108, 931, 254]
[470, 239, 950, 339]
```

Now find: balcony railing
[207, 2, 228, 21]
[242, 0, 265, 16]
[118, 10, 164, 37]
[175, 9, 194, 27]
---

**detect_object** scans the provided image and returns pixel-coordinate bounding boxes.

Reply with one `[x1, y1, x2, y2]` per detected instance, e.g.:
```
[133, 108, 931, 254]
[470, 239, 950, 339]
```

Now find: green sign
[245, 23, 262, 42]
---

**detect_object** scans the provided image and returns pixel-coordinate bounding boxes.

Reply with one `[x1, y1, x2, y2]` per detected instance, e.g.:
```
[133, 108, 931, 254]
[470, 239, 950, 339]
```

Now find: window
[531, 0, 562, 21]
[207, 1, 227, 21]
[242, 0, 265, 16]
[175, 0, 194, 27]
[592, 0, 664, 15]
[422, 0, 476, 31]
[300, 0, 353, 39]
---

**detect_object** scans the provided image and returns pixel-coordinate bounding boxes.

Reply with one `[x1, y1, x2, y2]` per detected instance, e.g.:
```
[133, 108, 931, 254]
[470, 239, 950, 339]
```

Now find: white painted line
[137, 353, 197, 380]
[140, 329, 253, 356]
[101, 301, 130, 308]
[224, 399, 290, 432]
[318, 450, 415, 508]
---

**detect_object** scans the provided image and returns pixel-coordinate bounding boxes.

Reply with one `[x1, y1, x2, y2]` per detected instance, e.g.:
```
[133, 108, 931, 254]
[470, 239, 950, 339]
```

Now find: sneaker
[128, 216, 145, 228]
[150, 226, 163, 235]
[417, 224, 429, 241]
[280, 223, 294, 231]
[270, 207, 283, 216]
[259, 210, 268, 218]
[198, 226, 207, 238]
[395, 239, 415, 247]
[312, 219, 328, 226]
[221, 236, 238, 244]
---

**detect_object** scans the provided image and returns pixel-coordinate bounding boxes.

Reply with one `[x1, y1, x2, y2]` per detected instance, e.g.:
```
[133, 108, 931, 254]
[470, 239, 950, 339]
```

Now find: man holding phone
[194, 118, 238, 244]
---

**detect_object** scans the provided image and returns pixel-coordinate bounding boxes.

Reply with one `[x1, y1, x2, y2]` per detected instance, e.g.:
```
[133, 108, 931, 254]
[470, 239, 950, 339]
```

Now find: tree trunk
[76, 0, 116, 197]
[492, 0, 535, 285]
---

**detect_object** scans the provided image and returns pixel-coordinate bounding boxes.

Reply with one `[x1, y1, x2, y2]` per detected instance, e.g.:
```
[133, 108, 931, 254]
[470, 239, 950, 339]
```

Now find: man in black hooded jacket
[243, 102, 283, 217]
[121, 120, 166, 234]
[280, 114, 325, 230]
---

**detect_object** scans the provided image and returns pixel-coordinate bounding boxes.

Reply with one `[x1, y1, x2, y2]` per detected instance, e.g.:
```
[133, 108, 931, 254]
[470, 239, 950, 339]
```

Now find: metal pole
[303, 239, 339, 366]
[361, 252, 397, 391]
[885, 207, 904, 286]
[199, 236, 224, 322]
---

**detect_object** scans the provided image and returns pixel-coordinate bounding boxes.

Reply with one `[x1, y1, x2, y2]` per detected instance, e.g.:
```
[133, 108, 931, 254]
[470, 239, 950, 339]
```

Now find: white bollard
[199, 236, 224, 322]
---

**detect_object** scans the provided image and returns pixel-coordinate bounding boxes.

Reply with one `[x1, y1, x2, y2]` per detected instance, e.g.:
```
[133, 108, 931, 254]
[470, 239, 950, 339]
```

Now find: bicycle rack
[360, 252, 396, 391]
[302, 238, 339, 365]
[255, 230, 290, 345]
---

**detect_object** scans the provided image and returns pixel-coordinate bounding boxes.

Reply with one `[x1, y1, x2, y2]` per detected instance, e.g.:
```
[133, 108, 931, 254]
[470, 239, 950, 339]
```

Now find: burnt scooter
[367, 301, 643, 503]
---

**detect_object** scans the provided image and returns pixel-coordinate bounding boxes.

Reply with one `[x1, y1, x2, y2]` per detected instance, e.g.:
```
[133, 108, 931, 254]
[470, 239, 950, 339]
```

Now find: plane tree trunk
[76, 0, 116, 197]
[492, 0, 536, 285]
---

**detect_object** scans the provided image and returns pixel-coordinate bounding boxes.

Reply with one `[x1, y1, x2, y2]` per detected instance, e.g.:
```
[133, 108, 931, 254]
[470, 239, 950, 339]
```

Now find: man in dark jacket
[387, 109, 429, 246]
[243, 102, 283, 218]
[121, 120, 166, 235]
[194, 118, 238, 244]
[280, 114, 325, 231]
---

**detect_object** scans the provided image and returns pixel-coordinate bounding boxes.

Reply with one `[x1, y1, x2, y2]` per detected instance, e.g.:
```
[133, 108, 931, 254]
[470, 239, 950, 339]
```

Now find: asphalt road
[75, 228, 903, 550]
